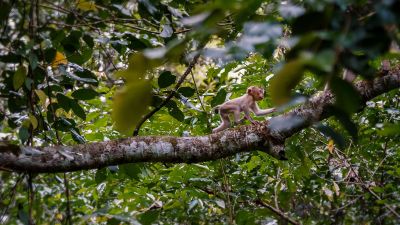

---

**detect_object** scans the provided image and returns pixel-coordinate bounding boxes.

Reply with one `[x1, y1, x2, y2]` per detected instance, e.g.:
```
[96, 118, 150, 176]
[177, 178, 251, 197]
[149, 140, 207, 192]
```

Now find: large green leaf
[211, 88, 227, 107]
[112, 81, 152, 133]
[72, 88, 99, 100]
[178, 87, 195, 97]
[114, 53, 161, 83]
[13, 65, 27, 90]
[270, 59, 305, 105]
[158, 71, 176, 88]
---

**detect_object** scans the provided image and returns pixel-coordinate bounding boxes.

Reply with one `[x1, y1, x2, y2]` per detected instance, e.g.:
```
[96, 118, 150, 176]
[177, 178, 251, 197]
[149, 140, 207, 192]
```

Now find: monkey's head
[247, 86, 264, 101]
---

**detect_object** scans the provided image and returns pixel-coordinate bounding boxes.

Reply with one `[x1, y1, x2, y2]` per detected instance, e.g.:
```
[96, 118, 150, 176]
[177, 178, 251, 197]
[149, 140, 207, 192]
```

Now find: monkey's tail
[212, 105, 220, 114]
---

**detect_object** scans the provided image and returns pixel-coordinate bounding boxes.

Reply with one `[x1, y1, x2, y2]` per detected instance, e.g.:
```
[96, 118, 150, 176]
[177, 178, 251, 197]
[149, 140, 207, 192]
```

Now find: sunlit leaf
[270, 59, 306, 105]
[76, 0, 98, 12]
[13, 65, 27, 90]
[114, 53, 161, 83]
[51, 51, 68, 67]
[327, 139, 334, 154]
[35, 90, 47, 108]
[29, 115, 38, 129]
[333, 182, 340, 196]
[112, 81, 152, 133]
[378, 123, 400, 136]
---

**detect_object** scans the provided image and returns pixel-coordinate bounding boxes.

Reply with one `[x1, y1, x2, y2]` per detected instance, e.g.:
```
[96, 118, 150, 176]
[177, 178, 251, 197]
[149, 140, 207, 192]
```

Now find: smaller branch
[219, 159, 234, 224]
[337, 149, 400, 219]
[190, 71, 211, 129]
[274, 168, 281, 210]
[133, 51, 202, 136]
[255, 199, 300, 225]
[28, 173, 34, 225]
[39, 3, 70, 14]
[333, 196, 363, 213]
[63, 173, 72, 225]
[0, 174, 24, 223]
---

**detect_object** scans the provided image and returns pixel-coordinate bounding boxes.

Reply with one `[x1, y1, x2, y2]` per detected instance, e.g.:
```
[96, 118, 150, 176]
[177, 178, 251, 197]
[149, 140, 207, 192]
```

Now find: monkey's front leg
[243, 109, 260, 125]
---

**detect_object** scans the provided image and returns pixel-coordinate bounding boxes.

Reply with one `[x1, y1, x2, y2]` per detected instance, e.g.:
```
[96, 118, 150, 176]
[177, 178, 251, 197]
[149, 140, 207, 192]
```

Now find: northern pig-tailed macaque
[212, 86, 276, 133]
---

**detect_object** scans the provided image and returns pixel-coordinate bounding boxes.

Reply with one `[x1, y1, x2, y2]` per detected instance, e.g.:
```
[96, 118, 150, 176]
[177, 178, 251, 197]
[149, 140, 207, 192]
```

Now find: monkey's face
[248, 86, 264, 101]
[254, 88, 264, 100]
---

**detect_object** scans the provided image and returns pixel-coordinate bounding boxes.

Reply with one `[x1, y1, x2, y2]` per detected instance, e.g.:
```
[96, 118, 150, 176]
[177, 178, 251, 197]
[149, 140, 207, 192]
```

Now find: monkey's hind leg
[212, 113, 231, 133]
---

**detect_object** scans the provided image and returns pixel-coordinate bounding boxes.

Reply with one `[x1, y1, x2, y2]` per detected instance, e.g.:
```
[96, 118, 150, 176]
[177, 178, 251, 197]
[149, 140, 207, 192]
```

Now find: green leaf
[120, 163, 143, 180]
[18, 127, 30, 144]
[28, 52, 38, 70]
[220, 62, 237, 83]
[13, 65, 27, 90]
[72, 88, 99, 100]
[124, 34, 149, 50]
[378, 123, 400, 136]
[95, 168, 107, 183]
[158, 71, 176, 88]
[112, 81, 152, 133]
[138, 210, 160, 225]
[307, 50, 335, 73]
[178, 86, 195, 97]
[68, 47, 93, 65]
[53, 118, 74, 132]
[211, 89, 227, 107]
[330, 77, 361, 114]
[83, 34, 94, 48]
[59, 66, 98, 84]
[329, 106, 358, 140]
[114, 53, 161, 83]
[74, 69, 98, 84]
[270, 59, 305, 105]
[70, 100, 86, 120]
[0, 2, 12, 23]
[56, 93, 72, 111]
[169, 106, 185, 122]
[70, 129, 86, 144]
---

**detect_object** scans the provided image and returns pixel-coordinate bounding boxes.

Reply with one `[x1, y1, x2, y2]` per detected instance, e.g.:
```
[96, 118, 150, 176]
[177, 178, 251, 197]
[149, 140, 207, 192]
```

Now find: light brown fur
[212, 86, 275, 133]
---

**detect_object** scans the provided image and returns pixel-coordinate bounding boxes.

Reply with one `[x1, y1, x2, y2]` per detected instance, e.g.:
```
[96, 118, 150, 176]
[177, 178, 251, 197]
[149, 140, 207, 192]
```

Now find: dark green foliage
[0, 0, 399, 224]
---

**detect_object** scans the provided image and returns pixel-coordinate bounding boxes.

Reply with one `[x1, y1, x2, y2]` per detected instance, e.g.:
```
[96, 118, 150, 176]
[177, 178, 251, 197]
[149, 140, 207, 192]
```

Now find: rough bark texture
[0, 71, 399, 173]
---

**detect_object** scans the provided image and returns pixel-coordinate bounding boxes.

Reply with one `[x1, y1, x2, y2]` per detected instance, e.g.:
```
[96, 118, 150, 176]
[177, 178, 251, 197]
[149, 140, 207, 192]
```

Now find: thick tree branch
[0, 71, 399, 173]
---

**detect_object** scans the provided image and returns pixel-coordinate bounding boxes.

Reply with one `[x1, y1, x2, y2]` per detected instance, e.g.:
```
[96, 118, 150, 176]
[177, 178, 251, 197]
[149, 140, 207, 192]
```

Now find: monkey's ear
[247, 86, 254, 94]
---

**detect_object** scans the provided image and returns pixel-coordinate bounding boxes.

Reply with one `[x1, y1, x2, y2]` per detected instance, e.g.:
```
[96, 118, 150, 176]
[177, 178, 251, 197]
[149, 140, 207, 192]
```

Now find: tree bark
[0, 71, 399, 173]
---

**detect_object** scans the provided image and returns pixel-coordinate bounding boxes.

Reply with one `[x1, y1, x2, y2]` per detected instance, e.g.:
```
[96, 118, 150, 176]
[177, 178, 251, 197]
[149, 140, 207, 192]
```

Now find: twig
[133, 51, 202, 136]
[190, 71, 211, 129]
[219, 159, 234, 224]
[274, 168, 281, 210]
[255, 199, 301, 225]
[337, 150, 400, 219]
[64, 173, 72, 224]
[0, 174, 24, 223]
[28, 173, 34, 225]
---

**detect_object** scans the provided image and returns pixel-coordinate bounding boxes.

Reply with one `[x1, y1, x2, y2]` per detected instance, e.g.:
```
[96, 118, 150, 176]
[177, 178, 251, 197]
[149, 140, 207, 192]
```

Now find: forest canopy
[0, 0, 400, 224]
